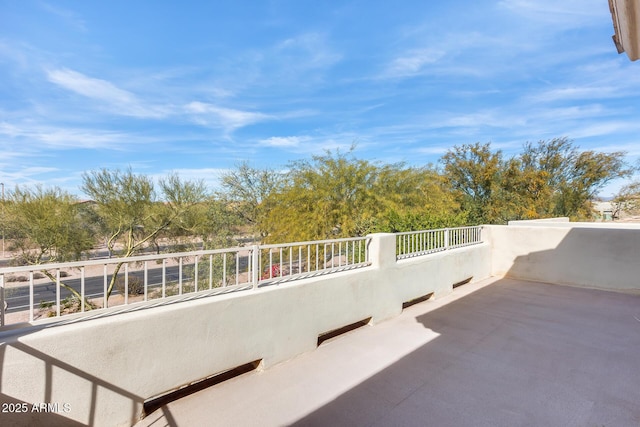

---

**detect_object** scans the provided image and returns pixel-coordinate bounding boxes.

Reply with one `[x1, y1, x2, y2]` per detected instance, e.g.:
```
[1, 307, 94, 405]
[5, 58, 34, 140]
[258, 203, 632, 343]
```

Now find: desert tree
[3, 185, 95, 307]
[219, 161, 283, 239]
[442, 138, 632, 223]
[81, 168, 207, 299]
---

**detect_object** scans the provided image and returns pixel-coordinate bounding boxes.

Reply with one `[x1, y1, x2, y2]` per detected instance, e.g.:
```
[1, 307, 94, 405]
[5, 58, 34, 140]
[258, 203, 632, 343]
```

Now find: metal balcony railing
[396, 226, 483, 260]
[0, 236, 371, 327]
[0, 227, 483, 328]
[258, 236, 370, 283]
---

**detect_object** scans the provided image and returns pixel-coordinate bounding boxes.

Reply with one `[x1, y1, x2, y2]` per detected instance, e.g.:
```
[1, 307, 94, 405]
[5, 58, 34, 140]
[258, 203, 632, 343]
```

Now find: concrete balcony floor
[136, 277, 640, 427]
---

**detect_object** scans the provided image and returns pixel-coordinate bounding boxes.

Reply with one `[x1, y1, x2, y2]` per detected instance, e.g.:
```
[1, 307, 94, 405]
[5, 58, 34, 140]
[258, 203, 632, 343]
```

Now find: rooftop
[138, 277, 640, 427]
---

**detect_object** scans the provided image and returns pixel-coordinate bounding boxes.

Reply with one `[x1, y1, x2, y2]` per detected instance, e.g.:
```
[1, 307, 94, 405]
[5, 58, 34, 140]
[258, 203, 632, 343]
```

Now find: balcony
[1, 222, 639, 426]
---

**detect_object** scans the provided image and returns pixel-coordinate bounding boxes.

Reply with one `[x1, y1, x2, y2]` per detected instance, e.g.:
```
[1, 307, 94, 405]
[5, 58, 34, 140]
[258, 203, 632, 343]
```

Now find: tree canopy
[1, 137, 635, 272]
[80, 168, 208, 298]
[441, 138, 632, 223]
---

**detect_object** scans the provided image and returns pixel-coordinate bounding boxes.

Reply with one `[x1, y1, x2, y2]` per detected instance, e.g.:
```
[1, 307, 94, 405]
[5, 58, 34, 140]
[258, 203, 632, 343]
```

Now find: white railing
[0, 228, 483, 328]
[258, 236, 370, 283]
[0, 236, 371, 328]
[396, 226, 483, 260]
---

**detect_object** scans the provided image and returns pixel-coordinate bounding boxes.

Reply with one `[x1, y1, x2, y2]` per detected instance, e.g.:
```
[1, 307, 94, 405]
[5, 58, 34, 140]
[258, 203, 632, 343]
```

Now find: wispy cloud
[530, 86, 621, 103]
[382, 48, 446, 78]
[259, 136, 309, 147]
[46, 68, 170, 118]
[39, 2, 87, 32]
[497, 0, 604, 25]
[0, 121, 134, 149]
[275, 33, 342, 70]
[185, 101, 270, 132]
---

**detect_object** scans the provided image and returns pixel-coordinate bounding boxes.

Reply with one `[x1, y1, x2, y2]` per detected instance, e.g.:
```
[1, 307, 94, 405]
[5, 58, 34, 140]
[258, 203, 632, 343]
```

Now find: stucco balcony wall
[486, 222, 640, 292]
[0, 234, 491, 427]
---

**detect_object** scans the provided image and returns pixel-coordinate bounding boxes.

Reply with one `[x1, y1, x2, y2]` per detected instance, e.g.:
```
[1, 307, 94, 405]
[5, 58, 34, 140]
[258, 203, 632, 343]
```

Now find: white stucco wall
[0, 234, 491, 427]
[486, 224, 640, 292]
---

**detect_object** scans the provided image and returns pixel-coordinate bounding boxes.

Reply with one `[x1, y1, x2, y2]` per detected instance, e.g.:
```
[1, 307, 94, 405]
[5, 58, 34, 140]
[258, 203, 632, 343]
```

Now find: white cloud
[498, 0, 604, 24]
[530, 86, 621, 103]
[185, 101, 270, 132]
[0, 121, 132, 149]
[275, 33, 342, 70]
[570, 121, 640, 139]
[40, 2, 87, 32]
[46, 68, 170, 118]
[382, 49, 446, 78]
[259, 136, 308, 147]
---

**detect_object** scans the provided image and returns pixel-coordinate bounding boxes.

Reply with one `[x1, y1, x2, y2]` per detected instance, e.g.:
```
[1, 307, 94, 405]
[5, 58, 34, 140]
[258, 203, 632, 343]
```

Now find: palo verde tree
[441, 142, 507, 224]
[81, 168, 207, 299]
[263, 148, 464, 242]
[264, 148, 382, 242]
[219, 161, 283, 239]
[3, 185, 95, 307]
[611, 181, 640, 219]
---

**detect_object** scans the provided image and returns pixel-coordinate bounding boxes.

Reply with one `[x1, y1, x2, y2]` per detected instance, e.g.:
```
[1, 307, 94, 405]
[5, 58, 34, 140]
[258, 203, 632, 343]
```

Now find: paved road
[3, 265, 183, 313]
[4, 255, 251, 313]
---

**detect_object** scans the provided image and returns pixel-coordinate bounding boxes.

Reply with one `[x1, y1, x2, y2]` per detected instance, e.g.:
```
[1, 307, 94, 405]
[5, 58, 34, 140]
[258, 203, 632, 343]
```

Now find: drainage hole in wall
[453, 276, 473, 289]
[402, 292, 434, 310]
[143, 359, 262, 417]
[317, 317, 372, 346]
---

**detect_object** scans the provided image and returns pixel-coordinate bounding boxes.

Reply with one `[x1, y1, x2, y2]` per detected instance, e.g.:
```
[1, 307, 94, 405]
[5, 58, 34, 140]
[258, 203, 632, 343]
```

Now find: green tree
[442, 138, 632, 223]
[441, 142, 506, 223]
[4, 185, 95, 305]
[219, 161, 283, 239]
[81, 168, 207, 299]
[264, 149, 464, 242]
[373, 167, 467, 232]
[611, 181, 640, 219]
[519, 138, 631, 219]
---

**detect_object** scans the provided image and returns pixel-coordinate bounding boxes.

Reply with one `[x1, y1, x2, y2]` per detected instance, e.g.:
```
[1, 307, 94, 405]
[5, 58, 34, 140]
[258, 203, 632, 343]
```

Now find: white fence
[0, 236, 371, 327]
[0, 227, 481, 328]
[396, 226, 482, 260]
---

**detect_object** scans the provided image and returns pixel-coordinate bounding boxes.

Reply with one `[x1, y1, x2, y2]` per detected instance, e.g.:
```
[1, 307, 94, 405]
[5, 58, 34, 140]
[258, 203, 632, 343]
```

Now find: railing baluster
[209, 255, 213, 290]
[162, 259, 166, 298]
[144, 261, 148, 301]
[103, 265, 108, 309]
[178, 257, 183, 294]
[235, 252, 239, 286]
[194, 255, 199, 293]
[0, 274, 5, 327]
[124, 263, 129, 305]
[81, 267, 85, 312]
[222, 254, 227, 287]
[56, 269, 60, 318]
[29, 271, 34, 322]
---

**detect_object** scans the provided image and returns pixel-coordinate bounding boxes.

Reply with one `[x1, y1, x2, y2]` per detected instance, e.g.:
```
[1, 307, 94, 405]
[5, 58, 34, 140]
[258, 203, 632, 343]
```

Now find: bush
[6, 275, 28, 282]
[114, 276, 145, 296]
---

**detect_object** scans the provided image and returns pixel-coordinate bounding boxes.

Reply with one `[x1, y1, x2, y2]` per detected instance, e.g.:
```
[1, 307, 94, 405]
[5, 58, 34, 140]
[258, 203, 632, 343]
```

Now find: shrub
[114, 276, 145, 296]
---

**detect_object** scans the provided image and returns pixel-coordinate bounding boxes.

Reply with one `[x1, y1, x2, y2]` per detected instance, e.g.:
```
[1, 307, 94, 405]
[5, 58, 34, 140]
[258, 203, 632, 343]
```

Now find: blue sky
[1, 0, 639, 197]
